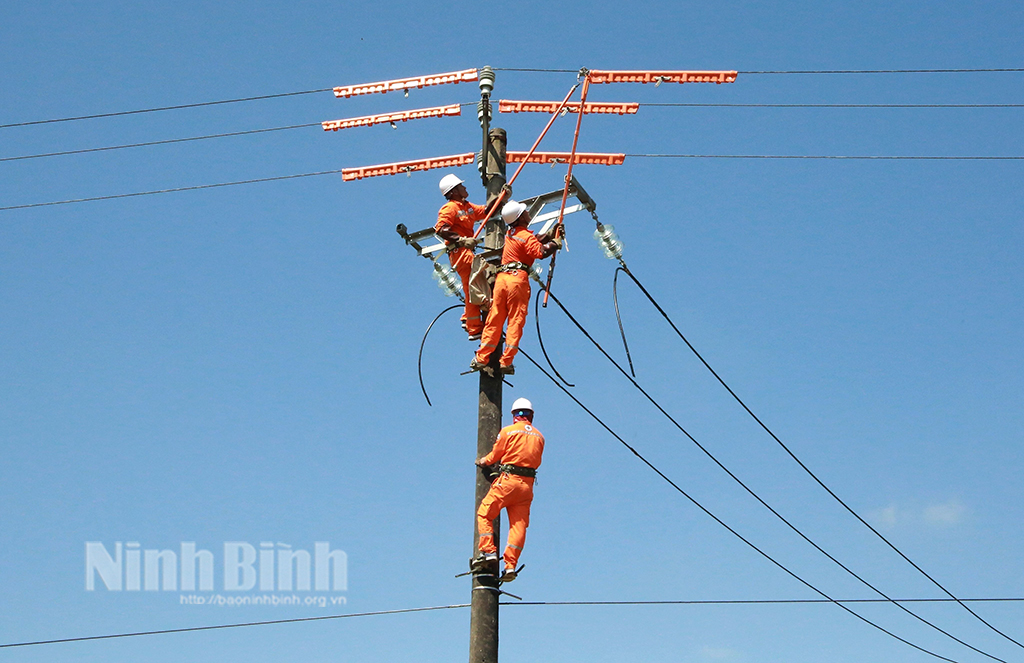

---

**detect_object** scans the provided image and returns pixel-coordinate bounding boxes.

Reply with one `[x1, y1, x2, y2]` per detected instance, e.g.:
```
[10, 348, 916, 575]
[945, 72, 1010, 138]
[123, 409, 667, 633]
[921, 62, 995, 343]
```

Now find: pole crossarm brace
[333, 68, 479, 98]
[588, 69, 738, 84]
[507, 151, 625, 166]
[342, 152, 475, 181]
[499, 100, 639, 115]
[323, 104, 462, 131]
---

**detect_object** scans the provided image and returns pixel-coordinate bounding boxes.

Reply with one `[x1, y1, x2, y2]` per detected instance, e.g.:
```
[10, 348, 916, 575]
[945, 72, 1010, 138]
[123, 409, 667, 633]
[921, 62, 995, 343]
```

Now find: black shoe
[500, 364, 515, 375]
[499, 567, 518, 583]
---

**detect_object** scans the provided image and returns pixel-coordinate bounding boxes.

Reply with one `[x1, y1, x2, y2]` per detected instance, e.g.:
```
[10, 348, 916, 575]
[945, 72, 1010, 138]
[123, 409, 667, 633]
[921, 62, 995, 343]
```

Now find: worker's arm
[477, 430, 506, 466]
[522, 230, 561, 260]
[435, 204, 481, 248]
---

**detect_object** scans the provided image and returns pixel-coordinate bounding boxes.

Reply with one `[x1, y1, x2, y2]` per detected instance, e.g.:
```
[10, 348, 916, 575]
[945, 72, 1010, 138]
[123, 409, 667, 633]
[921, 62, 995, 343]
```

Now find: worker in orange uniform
[435, 174, 488, 340]
[470, 200, 561, 375]
[472, 397, 545, 582]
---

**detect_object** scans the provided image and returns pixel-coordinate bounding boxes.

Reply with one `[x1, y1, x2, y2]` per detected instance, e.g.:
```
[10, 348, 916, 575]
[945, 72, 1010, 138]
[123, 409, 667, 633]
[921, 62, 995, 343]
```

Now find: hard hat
[501, 200, 527, 225]
[511, 397, 534, 414]
[439, 174, 464, 196]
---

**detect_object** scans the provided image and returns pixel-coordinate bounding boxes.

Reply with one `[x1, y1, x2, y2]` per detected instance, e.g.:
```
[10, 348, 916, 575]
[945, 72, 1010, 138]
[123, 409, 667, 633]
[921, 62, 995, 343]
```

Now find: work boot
[499, 566, 518, 583]
[500, 364, 515, 375]
[470, 552, 499, 575]
[468, 332, 481, 341]
[461, 318, 468, 332]
[469, 359, 494, 377]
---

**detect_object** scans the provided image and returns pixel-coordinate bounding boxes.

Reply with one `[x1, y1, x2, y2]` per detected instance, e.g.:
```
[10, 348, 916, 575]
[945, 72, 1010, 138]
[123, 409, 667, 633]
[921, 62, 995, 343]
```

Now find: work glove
[457, 237, 482, 249]
[501, 183, 513, 196]
[549, 235, 563, 250]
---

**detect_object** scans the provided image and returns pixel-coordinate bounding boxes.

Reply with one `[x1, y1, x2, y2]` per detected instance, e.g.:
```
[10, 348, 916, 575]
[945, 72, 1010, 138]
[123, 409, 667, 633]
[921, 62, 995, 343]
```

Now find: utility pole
[470, 65, 503, 663]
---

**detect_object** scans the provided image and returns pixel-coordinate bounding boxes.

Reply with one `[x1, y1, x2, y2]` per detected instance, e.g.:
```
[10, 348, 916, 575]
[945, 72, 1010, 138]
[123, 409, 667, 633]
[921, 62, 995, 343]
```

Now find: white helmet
[501, 200, 527, 225]
[511, 397, 534, 414]
[439, 174, 463, 196]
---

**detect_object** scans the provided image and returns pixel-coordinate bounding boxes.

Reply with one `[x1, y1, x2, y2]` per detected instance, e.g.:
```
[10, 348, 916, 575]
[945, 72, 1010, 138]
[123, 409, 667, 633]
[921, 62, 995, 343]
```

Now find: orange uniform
[474, 226, 547, 367]
[477, 419, 545, 570]
[435, 200, 488, 334]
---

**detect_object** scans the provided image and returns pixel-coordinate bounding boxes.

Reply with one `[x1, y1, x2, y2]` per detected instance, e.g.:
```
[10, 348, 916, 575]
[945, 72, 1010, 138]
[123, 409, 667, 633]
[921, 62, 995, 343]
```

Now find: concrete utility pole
[470, 65, 503, 663]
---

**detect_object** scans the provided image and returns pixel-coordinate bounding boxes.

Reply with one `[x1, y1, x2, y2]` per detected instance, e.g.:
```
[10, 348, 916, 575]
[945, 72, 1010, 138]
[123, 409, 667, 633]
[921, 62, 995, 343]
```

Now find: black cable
[0, 123, 320, 163]
[517, 347, 960, 663]
[740, 68, 1024, 74]
[419, 304, 463, 406]
[531, 288, 1005, 662]
[0, 169, 344, 212]
[506, 597, 1024, 606]
[642, 102, 1024, 108]
[615, 265, 1024, 651]
[0, 603, 470, 649]
[0, 88, 334, 130]
[534, 288, 574, 387]
[626, 154, 1024, 160]
[612, 267, 636, 377]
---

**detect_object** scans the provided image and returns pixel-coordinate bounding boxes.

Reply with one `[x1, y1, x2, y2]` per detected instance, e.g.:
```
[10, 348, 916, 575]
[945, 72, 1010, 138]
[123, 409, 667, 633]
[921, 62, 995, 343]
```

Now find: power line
[518, 348, 963, 663]
[0, 170, 343, 212]
[642, 102, 1024, 108]
[530, 291, 1004, 662]
[0, 123, 320, 163]
[614, 266, 1024, 651]
[0, 603, 470, 649]
[507, 597, 1024, 607]
[0, 88, 333, 130]
[741, 68, 1024, 74]
[627, 154, 1024, 160]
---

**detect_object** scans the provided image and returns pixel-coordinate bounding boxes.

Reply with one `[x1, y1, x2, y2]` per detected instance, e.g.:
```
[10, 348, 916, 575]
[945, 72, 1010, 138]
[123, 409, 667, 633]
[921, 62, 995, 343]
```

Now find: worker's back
[492, 420, 544, 469]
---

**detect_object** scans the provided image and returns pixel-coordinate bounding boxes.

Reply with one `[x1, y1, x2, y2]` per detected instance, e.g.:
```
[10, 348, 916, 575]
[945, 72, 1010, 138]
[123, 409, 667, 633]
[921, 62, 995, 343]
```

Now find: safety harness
[497, 261, 529, 274]
[498, 463, 537, 478]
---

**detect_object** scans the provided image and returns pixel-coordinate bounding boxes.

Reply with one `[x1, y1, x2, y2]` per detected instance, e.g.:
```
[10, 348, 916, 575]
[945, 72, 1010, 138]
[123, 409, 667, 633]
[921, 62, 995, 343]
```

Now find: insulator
[432, 262, 463, 298]
[530, 264, 544, 280]
[593, 224, 624, 260]
[477, 100, 492, 126]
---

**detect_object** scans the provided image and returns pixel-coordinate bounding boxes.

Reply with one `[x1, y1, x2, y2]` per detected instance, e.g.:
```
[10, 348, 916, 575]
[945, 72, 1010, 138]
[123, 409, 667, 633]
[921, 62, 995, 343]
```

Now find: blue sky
[1, 1, 1022, 661]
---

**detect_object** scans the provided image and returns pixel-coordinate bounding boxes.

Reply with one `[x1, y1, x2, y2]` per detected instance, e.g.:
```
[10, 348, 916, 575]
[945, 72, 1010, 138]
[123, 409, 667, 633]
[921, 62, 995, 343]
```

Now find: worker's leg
[476, 478, 512, 556]
[499, 277, 531, 367]
[503, 499, 532, 571]
[475, 275, 510, 364]
[451, 249, 482, 335]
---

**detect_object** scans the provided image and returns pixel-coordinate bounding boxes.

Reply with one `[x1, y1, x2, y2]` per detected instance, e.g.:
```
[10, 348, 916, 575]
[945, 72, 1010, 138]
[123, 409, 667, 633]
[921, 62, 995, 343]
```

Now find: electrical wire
[0, 123, 320, 163]
[0, 88, 334, 130]
[613, 264, 1024, 651]
[532, 284, 1008, 662]
[517, 347, 961, 663]
[741, 68, 1024, 74]
[612, 267, 637, 377]
[534, 288, 574, 387]
[0, 603, 470, 649]
[505, 597, 1024, 607]
[418, 304, 463, 406]
[0, 169, 344, 212]
[626, 154, 1024, 160]
[642, 102, 1024, 108]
